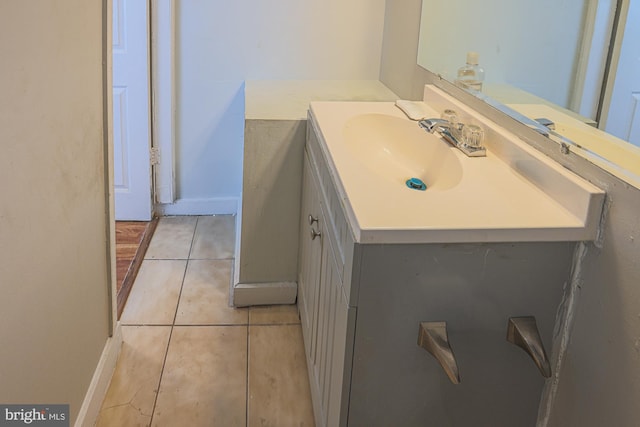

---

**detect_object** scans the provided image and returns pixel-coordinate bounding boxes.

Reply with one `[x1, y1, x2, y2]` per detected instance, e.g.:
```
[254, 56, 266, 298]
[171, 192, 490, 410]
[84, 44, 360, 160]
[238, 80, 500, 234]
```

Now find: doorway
[112, 0, 153, 221]
[112, 0, 155, 317]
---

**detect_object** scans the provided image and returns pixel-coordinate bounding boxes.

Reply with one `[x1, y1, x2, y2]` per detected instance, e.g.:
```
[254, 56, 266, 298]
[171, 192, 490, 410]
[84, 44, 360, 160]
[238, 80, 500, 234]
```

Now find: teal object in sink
[406, 177, 427, 191]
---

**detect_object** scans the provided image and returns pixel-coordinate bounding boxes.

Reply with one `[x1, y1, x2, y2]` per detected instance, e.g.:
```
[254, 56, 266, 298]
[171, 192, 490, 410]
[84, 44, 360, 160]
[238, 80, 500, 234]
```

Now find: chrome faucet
[419, 109, 486, 157]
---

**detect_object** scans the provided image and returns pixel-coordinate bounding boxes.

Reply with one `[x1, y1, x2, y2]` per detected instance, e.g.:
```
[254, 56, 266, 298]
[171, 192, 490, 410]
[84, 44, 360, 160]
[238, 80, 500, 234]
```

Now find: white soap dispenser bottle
[455, 51, 485, 92]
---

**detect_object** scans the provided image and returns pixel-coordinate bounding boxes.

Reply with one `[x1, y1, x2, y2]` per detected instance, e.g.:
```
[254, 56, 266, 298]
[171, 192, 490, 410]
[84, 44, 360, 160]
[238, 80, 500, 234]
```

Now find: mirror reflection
[417, 0, 640, 183]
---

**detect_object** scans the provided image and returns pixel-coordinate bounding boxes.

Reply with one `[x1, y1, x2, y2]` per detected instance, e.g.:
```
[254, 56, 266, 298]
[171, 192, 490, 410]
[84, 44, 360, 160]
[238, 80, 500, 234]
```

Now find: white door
[603, 0, 640, 147]
[113, 0, 152, 220]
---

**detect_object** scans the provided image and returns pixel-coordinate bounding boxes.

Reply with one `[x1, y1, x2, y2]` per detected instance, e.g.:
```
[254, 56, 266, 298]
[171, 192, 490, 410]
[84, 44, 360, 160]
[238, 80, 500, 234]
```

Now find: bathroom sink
[342, 113, 463, 190]
[308, 94, 605, 244]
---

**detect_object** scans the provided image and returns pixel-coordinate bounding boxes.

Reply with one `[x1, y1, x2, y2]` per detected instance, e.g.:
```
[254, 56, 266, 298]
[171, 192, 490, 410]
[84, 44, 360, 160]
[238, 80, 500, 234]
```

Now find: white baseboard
[231, 195, 243, 306]
[74, 323, 122, 427]
[233, 281, 297, 307]
[156, 197, 239, 216]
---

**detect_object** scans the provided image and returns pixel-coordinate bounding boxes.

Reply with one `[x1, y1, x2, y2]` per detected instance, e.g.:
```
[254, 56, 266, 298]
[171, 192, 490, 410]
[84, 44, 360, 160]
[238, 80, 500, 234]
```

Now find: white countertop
[309, 101, 605, 244]
[245, 80, 398, 120]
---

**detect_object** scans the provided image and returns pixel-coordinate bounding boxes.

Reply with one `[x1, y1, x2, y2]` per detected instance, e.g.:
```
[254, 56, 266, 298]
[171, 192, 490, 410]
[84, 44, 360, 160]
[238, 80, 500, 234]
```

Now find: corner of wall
[74, 324, 123, 427]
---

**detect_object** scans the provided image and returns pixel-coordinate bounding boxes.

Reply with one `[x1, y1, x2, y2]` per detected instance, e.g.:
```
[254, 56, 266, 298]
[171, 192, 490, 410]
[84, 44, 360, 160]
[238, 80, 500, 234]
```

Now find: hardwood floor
[115, 219, 158, 319]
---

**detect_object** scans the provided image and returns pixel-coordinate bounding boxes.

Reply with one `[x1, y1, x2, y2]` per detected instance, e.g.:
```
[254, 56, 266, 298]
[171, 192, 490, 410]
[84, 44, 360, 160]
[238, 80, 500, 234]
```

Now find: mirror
[417, 0, 640, 186]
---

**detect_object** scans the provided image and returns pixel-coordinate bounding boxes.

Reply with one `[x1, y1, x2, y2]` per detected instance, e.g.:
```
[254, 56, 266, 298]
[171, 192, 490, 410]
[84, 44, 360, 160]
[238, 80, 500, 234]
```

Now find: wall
[0, 1, 111, 424]
[380, 1, 640, 424]
[174, 0, 386, 213]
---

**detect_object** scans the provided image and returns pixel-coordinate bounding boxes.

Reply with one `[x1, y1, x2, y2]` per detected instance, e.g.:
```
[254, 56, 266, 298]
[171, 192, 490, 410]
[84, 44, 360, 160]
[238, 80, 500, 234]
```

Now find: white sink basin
[309, 97, 605, 244]
[343, 113, 462, 191]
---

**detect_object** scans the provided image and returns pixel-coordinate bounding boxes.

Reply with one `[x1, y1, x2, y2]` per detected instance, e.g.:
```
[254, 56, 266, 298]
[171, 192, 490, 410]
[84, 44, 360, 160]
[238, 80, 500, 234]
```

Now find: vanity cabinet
[298, 116, 576, 426]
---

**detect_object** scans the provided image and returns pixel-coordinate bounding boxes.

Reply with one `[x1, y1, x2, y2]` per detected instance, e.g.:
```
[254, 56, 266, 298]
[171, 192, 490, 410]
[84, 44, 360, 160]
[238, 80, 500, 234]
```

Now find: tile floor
[96, 216, 315, 427]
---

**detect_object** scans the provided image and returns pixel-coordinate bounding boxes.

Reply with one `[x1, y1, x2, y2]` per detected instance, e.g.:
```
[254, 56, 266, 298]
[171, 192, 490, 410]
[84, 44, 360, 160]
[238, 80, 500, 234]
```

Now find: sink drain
[406, 177, 427, 191]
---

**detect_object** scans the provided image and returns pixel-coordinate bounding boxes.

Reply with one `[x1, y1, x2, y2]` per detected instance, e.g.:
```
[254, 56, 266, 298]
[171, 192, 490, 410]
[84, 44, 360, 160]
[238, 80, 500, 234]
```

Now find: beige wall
[380, 1, 640, 424]
[0, 1, 111, 423]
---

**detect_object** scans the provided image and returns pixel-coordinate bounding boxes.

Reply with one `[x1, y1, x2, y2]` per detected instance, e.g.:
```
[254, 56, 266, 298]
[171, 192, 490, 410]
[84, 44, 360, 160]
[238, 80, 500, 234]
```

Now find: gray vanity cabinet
[298, 118, 576, 426]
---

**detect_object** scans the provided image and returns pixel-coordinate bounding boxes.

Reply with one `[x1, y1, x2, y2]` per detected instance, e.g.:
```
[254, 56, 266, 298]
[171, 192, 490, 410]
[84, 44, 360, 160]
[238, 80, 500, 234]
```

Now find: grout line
[148, 319, 175, 426]
[249, 322, 302, 326]
[186, 216, 199, 260]
[246, 323, 250, 427]
[149, 219, 198, 425]
[120, 323, 175, 327]
[172, 323, 251, 327]
[161, 322, 300, 328]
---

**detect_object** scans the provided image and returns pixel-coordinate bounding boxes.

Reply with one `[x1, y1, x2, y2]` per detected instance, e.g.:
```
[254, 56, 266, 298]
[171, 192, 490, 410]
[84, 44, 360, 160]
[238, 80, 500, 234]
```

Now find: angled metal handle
[310, 228, 321, 240]
[506, 316, 552, 378]
[418, 322, 461, 384]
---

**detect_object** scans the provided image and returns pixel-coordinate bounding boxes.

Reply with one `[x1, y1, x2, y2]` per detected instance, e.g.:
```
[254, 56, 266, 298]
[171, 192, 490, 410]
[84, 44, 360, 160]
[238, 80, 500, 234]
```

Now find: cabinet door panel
[315, 226, 332, 410]
[316, 218, 352, 427]
[326, 248, 355, 427]
[298, 153, 322, 368]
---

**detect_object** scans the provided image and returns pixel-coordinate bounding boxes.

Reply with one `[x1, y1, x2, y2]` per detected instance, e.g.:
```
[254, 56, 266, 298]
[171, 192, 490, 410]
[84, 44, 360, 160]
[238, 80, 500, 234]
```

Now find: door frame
[151, 0, 176, 204]
[598, 0, 632, 131]
[570, 0, 617, 119]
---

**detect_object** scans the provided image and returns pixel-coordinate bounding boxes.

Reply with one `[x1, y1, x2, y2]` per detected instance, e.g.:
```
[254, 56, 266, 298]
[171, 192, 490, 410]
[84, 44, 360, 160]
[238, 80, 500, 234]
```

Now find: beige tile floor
[97, 216, 315, 427]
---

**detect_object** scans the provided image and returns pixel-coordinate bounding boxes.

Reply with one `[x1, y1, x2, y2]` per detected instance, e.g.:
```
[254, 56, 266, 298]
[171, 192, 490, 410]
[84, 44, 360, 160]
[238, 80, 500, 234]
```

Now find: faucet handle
[461, 124, 484, 148]
[441, 110, 465, 139]
[441, 109, 458, 124]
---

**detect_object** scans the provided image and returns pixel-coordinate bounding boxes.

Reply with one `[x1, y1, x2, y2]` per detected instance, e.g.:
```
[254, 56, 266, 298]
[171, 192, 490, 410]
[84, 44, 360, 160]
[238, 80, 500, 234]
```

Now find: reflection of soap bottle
[455, 52, 485, 91]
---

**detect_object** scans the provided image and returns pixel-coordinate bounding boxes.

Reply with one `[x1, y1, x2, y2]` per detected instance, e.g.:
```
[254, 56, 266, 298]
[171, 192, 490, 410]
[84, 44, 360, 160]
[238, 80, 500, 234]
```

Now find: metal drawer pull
[310, 228, 321, 240]
[506, 316, 552, 378]
[418, 322, 461, 384]
[308, 214, 319, 225]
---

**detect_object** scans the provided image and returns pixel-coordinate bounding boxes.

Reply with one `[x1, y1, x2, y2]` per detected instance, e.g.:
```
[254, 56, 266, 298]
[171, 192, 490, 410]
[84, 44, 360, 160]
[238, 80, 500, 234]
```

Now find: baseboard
[156, 197, 239, 216]
[74, 324, 123, 427]
[232, 281, 297, 307]
[231, 196, 243, 306]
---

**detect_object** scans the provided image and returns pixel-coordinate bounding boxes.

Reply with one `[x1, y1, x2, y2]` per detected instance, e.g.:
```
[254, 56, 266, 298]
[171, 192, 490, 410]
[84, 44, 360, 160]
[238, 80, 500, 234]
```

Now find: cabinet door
[325, 246, 355, 427]
[298, 152, 323, 364]
[315, 224, 335, 424]
[316, 225, 354, 427]
[299, 149, 356, 427]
